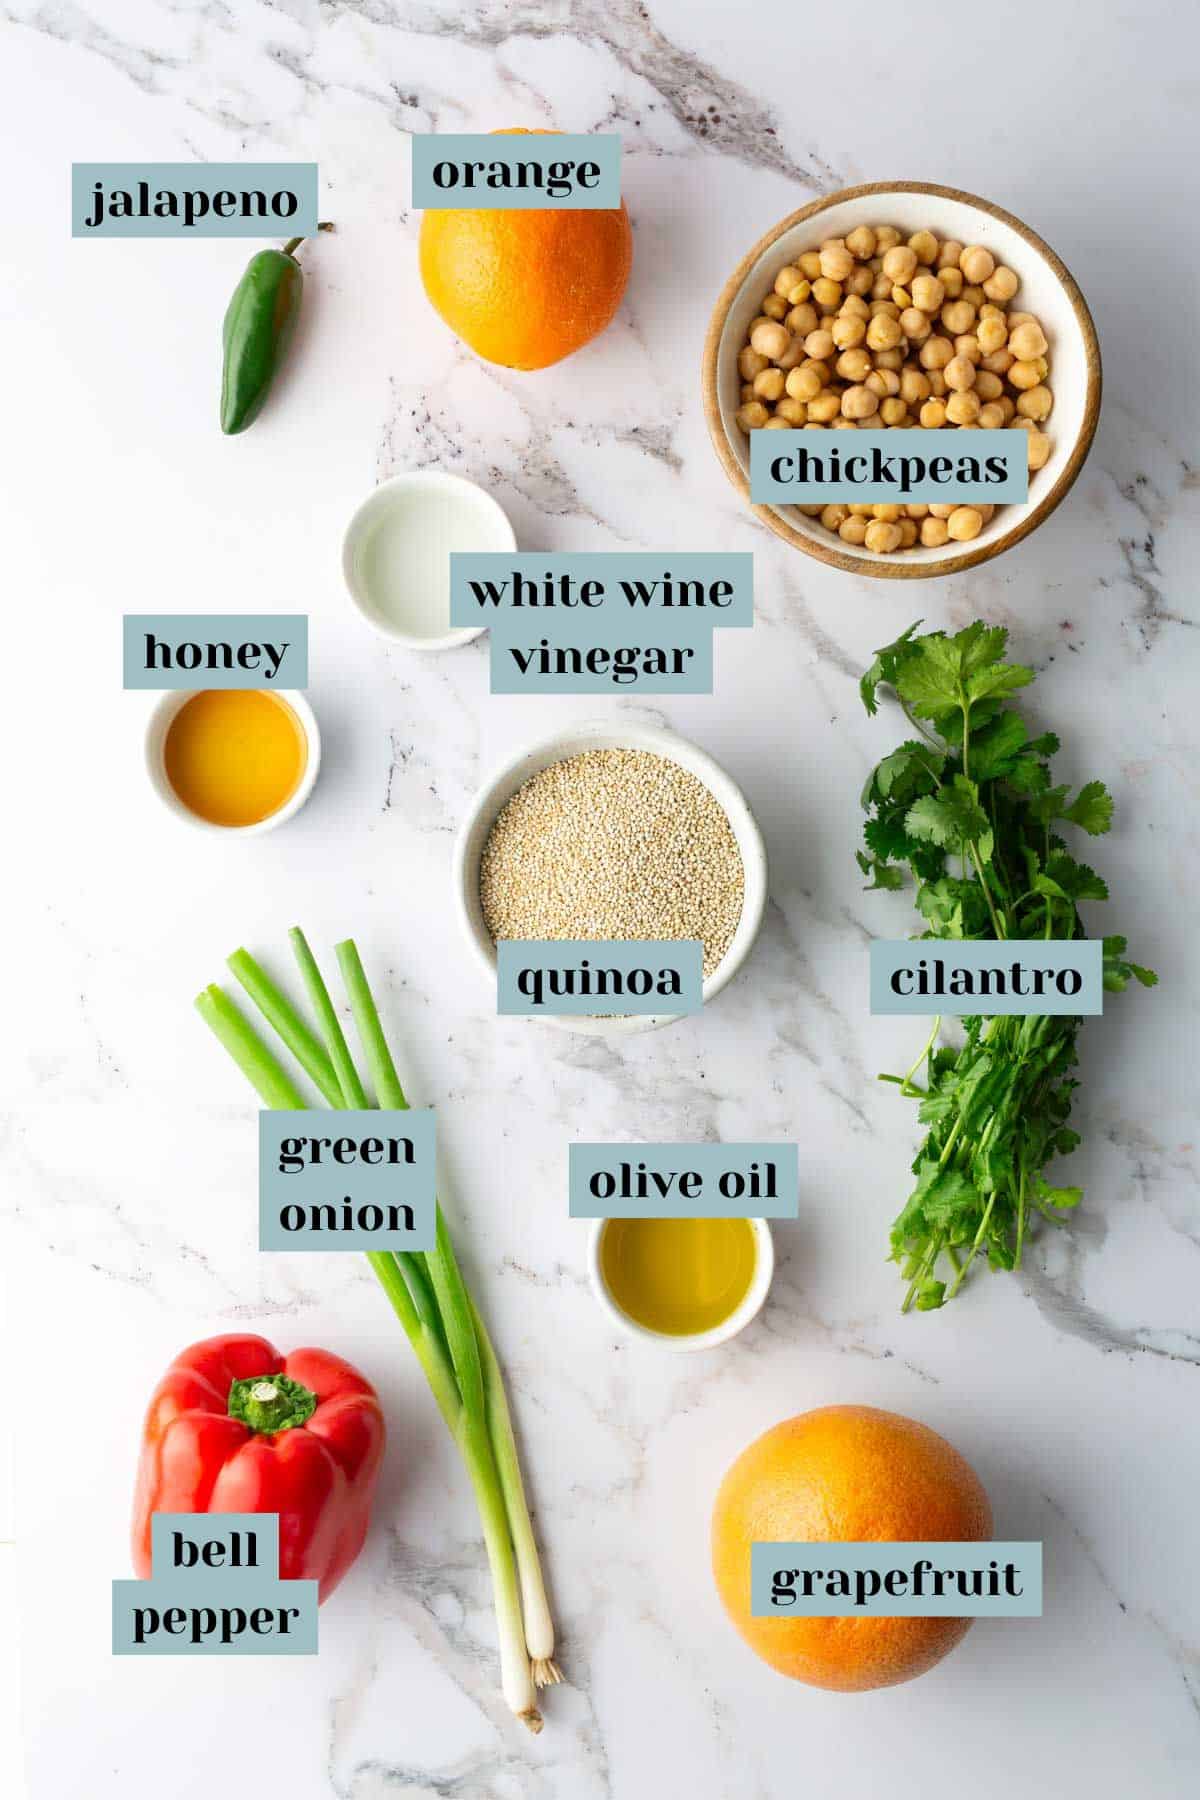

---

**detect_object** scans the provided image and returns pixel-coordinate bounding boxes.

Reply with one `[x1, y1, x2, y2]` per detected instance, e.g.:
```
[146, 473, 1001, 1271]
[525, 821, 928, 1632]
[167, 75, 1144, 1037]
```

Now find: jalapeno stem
[282, 221, 335, 257]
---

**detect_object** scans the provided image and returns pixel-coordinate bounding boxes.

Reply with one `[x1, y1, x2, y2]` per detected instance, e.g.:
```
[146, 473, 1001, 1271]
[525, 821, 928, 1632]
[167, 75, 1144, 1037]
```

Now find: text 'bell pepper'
[132, 1332, 386, 1602]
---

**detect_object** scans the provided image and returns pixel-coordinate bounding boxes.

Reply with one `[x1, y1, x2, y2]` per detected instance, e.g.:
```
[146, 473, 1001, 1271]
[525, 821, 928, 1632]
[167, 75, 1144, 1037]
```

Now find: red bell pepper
[132, 1332, 385, 1602]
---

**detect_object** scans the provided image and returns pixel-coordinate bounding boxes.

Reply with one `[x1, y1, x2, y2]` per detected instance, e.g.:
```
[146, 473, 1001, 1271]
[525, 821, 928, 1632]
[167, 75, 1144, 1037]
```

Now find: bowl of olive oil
[588, 1216, 773, 1351]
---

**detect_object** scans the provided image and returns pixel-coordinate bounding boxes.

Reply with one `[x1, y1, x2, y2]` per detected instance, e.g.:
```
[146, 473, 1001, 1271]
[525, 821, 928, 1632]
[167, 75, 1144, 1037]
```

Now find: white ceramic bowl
[342, 469, 516, 651]
[145, 688, 321, 835]
[453, 719, 768, 1035]
[587, 1216, 775, 1352]
[703, 181, 1101, 580]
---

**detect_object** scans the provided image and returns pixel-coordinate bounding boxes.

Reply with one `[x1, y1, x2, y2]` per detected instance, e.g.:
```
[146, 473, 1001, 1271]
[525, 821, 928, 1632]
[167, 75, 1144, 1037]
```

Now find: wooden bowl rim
[700, 180, 1103, 581]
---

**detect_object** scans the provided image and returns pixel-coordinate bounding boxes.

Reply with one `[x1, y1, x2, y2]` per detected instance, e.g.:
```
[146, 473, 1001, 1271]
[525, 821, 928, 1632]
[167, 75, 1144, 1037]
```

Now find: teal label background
[259, 1109, 436, 1251]
[751, 1541, 1042, 1617]
[449, 551, 752, 694]
[113, 1514, 318, 1654]
[73, 163, 318, 236]
[412, 134, 620, 208]
[123, 614, 308, 689]
[750, 429, 1028, 504]
[497, 940, 703, 1016]
[569, 1142, 799, 1219]
[870, 940, 1103, 1015]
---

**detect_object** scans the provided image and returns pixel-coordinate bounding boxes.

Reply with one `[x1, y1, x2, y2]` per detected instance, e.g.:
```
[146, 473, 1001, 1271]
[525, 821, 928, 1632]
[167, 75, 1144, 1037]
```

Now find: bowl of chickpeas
[702, 182, 1101, 578]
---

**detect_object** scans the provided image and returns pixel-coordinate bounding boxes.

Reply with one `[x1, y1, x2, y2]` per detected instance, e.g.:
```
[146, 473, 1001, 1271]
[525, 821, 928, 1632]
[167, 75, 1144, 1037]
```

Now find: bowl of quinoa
[454, 721, 767, 1033]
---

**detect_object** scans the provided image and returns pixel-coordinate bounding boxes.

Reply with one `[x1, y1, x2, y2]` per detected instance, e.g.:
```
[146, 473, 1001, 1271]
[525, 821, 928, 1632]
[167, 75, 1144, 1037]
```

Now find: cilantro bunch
[858, 622, 1155, 1312]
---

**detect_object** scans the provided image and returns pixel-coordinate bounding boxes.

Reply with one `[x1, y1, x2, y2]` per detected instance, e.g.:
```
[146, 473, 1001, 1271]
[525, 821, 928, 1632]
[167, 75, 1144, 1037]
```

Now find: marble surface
[4, 2, 1199, 1796]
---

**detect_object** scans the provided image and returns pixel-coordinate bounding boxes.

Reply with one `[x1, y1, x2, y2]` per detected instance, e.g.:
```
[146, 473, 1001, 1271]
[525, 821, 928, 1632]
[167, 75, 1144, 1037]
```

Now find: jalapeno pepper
[220, 224, 331, 435]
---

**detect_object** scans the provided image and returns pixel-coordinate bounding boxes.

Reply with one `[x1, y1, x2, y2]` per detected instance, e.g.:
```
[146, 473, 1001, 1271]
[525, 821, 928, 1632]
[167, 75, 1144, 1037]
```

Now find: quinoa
[479, 748, 745, 976]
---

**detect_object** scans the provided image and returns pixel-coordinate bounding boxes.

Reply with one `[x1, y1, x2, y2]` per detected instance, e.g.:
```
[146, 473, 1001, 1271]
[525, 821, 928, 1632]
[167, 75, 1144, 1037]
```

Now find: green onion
[195, 935, 558, 1729]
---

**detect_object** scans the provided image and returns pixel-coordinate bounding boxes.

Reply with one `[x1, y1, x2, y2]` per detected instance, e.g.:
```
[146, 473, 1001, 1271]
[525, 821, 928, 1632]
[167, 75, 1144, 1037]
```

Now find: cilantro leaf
[859, 622, 923, 715]
[1062, 780, 1114, 835]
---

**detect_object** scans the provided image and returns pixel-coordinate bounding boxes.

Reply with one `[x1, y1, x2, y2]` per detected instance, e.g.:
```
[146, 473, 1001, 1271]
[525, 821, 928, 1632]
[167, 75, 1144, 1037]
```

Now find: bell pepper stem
[228, 1372, 318, 1434]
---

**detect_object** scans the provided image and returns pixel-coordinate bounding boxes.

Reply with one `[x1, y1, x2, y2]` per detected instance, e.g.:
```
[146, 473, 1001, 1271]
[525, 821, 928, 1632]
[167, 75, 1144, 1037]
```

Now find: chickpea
[750, 319, 790, 360]
[880, 397, 908, 425]
[830, 416, 858, 429]
[871, 503, 903, 522]
[797, 504, 823, 516]
[802, 421, 827, 429]
[983, 265, 1019, 303]
[961, 284, 986, 310]
[904, 503, 929, 518]
[840, 293, 871, 320]
[775, 336, 806, 370]
[927, 370, 948, 397]
[804, 328, 837, 362]
[977, 402, 1006, 428]
[900, 367, 931, 405]
[919, 398, 948, 428]
[898, 518, 919, 547]
[866, 312, 903, 351]
[928, 503, 956, 518]
[871, 270, 894, 299]
[846, 224, 877, 260]
[873, 348, 905, 371]
[908, 229, 939, 265]
[841, 383, 879, 420]
[945, 388, 981, 425]
[848, 503, 875, 516]
[1008, 320, 1049, 361]
[1016, 384, 1053, 421]
[736, 401, 769, 432]
[803, 358, 831, 384]
[775, 397, 807, 424]
[891, 284, 913, 309]
[937, 239, 963, 270]
[976, 314, 1008, 355]
[921, 515, 951, 547]
[974, 370, 1004, 402]
[839, 514, 870, 545]
[870, 298, 901, 319]
[1007, 359, 1043, 391]
[919, 335, 954, 370]
[738, 346, 769, 380]
[947, 506, 983, 542]
[740, 382, 756, 403]
[819, 240, 855, 281]
[867, 367, 901, 397]
[865, 520, 903, 553]
[953, 334, 982, 364]
[981, 347, 1014, 376]
[798, 251, 822, 280]
[786, 364, 823, 402]
[812, 276, 842, 311]
[874, 225, 902, 251]
[807, 388, 842, 422]
[786, 301, 818, 336]
[997, 396, 1016, 421]
[1026, 429, 1053, 470]
[787, 279, 812, 305]
[835, 347, 872, 383]
[821, 502, 850, 530]
[763, 417, 790, 428]
[774, 265, 803, 298]
[939, 266, 964, 298]
[761, 294, 788, 321]
[941, 298, 976, 334]
[831, 313, 867, 350]
[910, 273, 946, 313]
[845, 265, 874, 296]
[900, 305, 932, 344]
[1007, 311, 1037, 329]
[753, 367, 786, 401]
[881, 244, 918, 285]
[944, 354, 977, 392]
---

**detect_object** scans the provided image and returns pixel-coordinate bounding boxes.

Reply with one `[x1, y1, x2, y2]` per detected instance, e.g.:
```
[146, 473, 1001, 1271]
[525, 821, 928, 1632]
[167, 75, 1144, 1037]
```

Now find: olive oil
[599, 1217, 757, 1337]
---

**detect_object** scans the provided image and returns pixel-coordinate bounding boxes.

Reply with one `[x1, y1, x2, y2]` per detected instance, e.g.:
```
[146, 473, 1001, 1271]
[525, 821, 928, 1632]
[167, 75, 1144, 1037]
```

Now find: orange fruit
[418, 129, 632, 370]
[711, 1405, 992, 1691]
